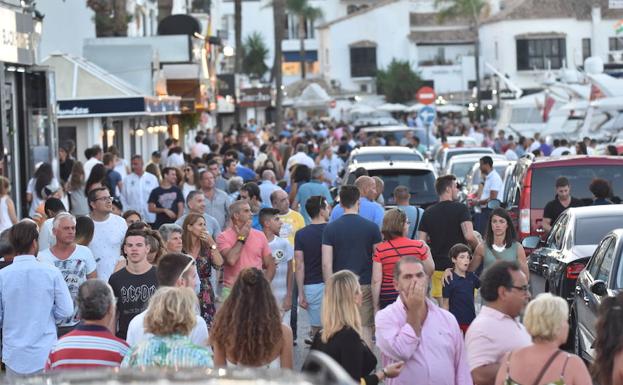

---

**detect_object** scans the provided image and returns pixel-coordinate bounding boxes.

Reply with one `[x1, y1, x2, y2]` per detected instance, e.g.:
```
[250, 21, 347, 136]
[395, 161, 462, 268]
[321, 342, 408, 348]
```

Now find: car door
[540, 214, 567, 280]
[576, 236, 615, 360]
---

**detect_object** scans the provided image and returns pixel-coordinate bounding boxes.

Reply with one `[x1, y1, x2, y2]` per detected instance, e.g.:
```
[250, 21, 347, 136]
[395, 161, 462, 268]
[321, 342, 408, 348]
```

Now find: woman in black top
[310, 270, 404, 385]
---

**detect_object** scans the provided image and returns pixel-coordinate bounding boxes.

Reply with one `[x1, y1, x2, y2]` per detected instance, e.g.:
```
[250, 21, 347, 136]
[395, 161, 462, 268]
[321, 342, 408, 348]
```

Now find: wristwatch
[210, 244, 217, 251]
[237, 235, 247, 244]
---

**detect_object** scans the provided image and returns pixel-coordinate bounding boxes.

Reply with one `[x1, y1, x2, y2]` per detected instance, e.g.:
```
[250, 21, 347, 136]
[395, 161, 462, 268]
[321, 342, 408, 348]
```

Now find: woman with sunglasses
[180, 164, 198, 200]
[372, 208, 433, 313]
[182, 213, 223, 329]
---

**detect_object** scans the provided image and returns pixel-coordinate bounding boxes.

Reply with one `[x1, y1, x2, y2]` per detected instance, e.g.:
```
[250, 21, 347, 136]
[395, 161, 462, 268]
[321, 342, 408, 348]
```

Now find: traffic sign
[419, 105, 436, 125]
[416, 86, 436, 105]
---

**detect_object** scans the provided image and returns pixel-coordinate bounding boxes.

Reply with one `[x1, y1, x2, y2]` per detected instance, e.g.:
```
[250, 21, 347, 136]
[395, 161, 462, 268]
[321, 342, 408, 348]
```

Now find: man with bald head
[259, 169, 284, 207]
[330, 175, 384, 227]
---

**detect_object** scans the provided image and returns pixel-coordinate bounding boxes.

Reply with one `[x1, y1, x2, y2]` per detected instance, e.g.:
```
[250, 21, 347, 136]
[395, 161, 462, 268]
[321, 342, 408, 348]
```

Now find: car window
[446, 149, 493, 164]
[369, 169, 438, 206]
[353, 153, 423, 163]
[596, 240, 616, 282]
[451, 162, 476, 180]
[550, 214, 567, 249]
[531, 165, 623, 208]
[589, 237, 611, 278]
[574, 216, 623, 245]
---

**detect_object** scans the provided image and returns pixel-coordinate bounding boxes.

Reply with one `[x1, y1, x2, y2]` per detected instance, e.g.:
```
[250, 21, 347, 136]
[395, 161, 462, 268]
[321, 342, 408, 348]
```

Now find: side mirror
[487, 199, 502, 210]
[590, 280, 608, 296]
[522, 236, 541, 249]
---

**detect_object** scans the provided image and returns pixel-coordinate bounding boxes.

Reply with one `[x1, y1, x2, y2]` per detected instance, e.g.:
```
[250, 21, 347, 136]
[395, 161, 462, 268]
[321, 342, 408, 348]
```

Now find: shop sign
[239, 87, 272, 108]
[0, 8, 35, 65]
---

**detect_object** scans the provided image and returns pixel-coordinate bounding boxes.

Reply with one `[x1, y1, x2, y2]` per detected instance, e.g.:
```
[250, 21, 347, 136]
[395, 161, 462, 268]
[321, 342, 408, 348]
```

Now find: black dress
[310, 327, 379, 385]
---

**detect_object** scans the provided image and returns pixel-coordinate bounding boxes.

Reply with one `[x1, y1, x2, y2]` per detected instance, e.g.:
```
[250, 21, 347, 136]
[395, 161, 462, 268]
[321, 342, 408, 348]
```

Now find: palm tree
[435, 0, 486, 120]
[272, 0, 286, 133]
[234, 0, 243, 126]
[285, 0, 323, 79]
[242, 32, 269, 79]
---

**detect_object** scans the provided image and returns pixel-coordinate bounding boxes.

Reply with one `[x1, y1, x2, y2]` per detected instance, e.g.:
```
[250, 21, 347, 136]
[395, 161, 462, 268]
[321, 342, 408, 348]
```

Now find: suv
[342, 161, 438, 208]
[347, 146, 424, 167]
[573, 229, 623, 363]
[503, 156, 623, 241]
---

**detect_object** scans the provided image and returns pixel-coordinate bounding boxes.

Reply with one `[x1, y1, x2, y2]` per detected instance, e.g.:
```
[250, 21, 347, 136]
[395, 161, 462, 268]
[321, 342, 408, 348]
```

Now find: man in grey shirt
[199, 170, 229, 229]
[176, 190, 221, 238]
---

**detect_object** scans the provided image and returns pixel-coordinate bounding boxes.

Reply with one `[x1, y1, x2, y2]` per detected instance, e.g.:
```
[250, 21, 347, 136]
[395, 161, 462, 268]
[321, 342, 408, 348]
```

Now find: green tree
[435, 0, 487, 120]
[376, 59, 422, 103]
[242, 32, 269, 79]
[87, 0, 130, 37]
[285, 0, 323, 79]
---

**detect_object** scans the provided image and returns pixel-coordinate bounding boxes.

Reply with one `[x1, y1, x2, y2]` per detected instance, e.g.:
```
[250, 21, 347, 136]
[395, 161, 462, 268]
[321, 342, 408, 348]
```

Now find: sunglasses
[179, 257, 196, 281]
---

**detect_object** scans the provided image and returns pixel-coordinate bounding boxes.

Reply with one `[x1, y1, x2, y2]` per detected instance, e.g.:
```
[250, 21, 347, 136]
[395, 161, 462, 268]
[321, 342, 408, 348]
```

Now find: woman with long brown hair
[66, 161, 89, 216]
[592, 292, 623, 385]
[210, 267, 293, 368]
[182, 213, 223, 328]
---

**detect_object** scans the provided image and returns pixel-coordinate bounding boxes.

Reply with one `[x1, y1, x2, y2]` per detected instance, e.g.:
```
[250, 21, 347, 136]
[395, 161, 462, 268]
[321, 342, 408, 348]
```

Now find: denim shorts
[304, 283, 324, 327]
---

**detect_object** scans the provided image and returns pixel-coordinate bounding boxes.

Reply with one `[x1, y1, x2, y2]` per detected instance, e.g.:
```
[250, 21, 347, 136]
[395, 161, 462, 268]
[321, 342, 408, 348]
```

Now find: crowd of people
[0, 120, 621, 385]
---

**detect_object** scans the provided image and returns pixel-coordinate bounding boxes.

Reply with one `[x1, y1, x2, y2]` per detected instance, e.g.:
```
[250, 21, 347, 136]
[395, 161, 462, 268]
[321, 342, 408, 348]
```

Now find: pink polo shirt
[464, 306, 531, 371]
[217, 228, 271, 288]
[375, 297, 472, 385]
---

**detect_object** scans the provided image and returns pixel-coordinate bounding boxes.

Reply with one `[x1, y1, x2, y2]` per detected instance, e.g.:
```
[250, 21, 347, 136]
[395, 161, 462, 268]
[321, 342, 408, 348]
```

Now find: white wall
[38, 0, 95, 59]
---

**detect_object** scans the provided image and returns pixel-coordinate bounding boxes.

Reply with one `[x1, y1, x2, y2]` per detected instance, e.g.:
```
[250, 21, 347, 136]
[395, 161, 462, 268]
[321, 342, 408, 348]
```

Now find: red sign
[416, 86, 436, 105]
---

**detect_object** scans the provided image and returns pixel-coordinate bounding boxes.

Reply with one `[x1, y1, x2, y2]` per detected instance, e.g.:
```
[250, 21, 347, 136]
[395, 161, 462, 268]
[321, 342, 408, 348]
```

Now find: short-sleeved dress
[195, 246, 218, 329]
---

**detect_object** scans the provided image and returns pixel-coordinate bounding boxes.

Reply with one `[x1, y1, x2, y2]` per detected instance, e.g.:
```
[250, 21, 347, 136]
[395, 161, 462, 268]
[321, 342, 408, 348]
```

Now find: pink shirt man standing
[375, 256, 472, 385]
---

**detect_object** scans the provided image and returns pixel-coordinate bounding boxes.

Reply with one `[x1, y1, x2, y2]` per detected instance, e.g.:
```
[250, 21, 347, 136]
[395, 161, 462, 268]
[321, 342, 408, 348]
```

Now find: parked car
[572, 228, 623, 363]
[433, 147, 495, 174]
[463, 159, 515, 201]
[341, 160, 438, 209]
[502, 156, 623, 241]
[347, 146, 424, 167]
[442, 153, 505, 181]
[358, 125, 437, 149]
[523, 206, 623, 300]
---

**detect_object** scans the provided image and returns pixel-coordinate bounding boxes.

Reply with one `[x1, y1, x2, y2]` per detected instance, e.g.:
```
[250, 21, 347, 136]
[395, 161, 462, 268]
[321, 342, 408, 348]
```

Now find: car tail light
[518, 168, 532, 237]
[566, 263, 585, 279]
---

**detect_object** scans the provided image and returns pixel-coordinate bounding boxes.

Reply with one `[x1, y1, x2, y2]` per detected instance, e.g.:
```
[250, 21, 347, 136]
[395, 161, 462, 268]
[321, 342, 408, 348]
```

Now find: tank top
[0, 196, 12, 232]
[483, 242, 519, 270]
[505, 350, 571, 385]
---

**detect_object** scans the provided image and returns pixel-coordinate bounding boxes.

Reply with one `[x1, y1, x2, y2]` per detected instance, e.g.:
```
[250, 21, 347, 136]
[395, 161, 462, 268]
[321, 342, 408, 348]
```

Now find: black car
[524, 205, 623, 302]
[572, 228, 623, 363]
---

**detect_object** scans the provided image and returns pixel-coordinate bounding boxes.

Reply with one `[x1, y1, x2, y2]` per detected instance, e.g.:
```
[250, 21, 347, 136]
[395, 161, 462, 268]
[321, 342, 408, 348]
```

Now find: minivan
[503, 156, 623, 241]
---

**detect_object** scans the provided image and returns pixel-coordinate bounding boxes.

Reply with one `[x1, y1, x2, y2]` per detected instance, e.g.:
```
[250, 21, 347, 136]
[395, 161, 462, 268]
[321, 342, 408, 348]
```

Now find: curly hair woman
[210, 267, 293, 368]
[592, 292, 623, 385]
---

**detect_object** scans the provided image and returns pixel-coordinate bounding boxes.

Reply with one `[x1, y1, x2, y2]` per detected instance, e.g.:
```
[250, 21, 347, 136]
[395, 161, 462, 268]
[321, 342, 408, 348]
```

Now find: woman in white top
[0, 176, 17, 232]
[26, 162, 55, 218]
[210, 267, 293, 369]
[180, 164, 198, 200]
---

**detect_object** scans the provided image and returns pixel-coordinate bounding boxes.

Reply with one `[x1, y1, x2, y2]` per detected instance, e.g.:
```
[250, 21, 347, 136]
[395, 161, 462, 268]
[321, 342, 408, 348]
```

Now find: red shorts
[459, 323, 470, 335]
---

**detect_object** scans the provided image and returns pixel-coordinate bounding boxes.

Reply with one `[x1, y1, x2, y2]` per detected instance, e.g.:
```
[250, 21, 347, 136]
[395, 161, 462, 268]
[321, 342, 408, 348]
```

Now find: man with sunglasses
[465, 261, 531, 385]
[126, 253, 208, 347]
[88, 187, 128, 281]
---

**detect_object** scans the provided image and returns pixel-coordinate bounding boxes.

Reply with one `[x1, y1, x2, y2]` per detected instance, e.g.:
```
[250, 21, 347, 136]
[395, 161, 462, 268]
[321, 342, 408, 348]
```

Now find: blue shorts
[304, 283, 324, 327]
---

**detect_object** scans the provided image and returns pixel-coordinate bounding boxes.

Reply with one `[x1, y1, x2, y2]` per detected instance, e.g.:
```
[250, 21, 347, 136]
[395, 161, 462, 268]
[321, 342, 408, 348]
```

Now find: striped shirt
[45, 324, 129, 370]
[373, 237, 428, 308]
[122, 334, 213, 368]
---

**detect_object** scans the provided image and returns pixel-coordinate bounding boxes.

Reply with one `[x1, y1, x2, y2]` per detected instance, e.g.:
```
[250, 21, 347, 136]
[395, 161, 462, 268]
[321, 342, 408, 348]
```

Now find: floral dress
[196, 246, 217, 329]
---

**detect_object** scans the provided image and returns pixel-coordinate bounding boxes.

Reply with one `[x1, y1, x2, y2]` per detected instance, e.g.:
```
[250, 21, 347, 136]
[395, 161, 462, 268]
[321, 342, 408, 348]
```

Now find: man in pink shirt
[465, 261, 531, 385]
[217, 200, 275, 299]
[375, 256, 472, 385]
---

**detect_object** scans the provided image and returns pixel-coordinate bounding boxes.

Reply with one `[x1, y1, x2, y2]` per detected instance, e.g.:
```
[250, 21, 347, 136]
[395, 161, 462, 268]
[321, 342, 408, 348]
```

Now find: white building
[212, 0, 375, 84]
[480, 0, 623, 91]
[316, 0, 476, 95]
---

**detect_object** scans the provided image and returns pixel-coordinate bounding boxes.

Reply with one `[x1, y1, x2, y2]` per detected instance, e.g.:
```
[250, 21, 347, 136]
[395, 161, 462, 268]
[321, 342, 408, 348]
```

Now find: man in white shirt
[504, 142, 519, 161]
[120, 155, 159, 224]
[83, 145, 103, 180]
[318, 144, 344, 187]
[259, 170, 284, 207]
[88, 187, 128, 281]
[473, 156, 504, 233]
[191, 135, 211, 160]
[285, 143, 315, 181]
[126, 253, 208, 346]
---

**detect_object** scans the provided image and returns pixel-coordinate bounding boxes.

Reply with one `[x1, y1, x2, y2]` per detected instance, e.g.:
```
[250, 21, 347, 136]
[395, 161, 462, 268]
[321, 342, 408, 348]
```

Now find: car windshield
[367, 169, 438, 207]
[451, 162, 477, 180]
[353, 153, 423, 163]
[531, 165, 623, 208]
[574, 216, 623, 245]
[446, 149, 493, 163]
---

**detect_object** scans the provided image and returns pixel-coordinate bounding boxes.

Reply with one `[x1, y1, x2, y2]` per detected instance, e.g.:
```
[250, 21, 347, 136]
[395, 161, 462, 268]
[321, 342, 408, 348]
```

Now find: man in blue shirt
[330, 176, 384, 227]
[293, 166, 333, 224]
[0, 220, 73, 377]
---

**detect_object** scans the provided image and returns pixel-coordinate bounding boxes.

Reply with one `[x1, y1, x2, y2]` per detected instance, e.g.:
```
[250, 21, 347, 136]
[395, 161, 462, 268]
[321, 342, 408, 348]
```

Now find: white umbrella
[406, 103, 425, 112]
[349, 105, 375, 114]
[436, 104, 466, 113]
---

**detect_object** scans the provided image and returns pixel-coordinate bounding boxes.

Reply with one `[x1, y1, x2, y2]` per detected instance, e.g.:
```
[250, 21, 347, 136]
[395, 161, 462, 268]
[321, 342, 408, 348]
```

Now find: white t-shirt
[482, 169, 504, 204]
[504, 149, 518, 161]
[38, 245, 97, 327]
[126, 309, 209, 347]
[88, 214, 128, 281]
[269, 236, 293, 304]
[83, 157, 102, 181]
[26, 178, 42, 218]
[38, 218, 55, 250]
